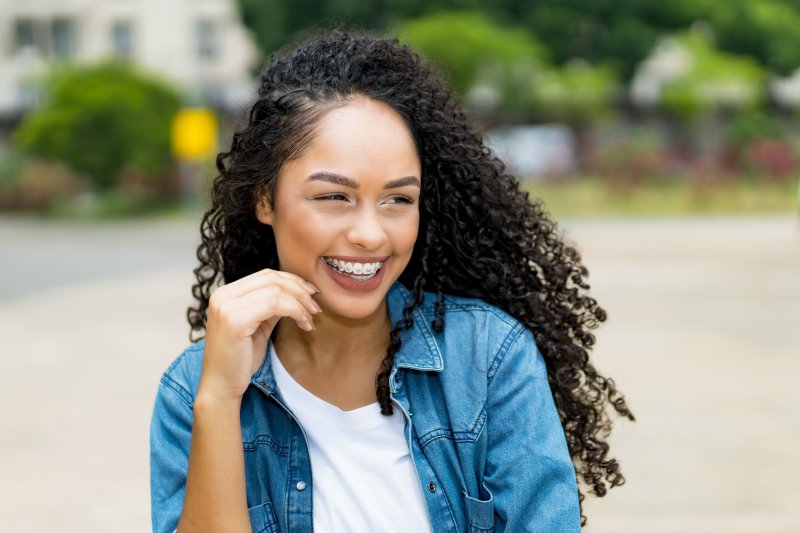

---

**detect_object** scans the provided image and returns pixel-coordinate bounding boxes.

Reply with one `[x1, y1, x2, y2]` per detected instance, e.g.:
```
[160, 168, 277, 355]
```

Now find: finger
[271, 269, 320, 294]
[216, 268, 319, 299]
[212, 269, 291, 299]
[234, 286, 316, 333]
[213, 270, 321, 316]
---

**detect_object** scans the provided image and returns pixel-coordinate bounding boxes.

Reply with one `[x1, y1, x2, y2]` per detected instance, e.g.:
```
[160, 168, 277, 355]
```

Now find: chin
[318, 291, 387, 321]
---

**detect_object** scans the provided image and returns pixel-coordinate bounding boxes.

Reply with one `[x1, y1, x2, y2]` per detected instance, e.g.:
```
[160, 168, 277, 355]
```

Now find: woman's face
[256, 97, 421, 320]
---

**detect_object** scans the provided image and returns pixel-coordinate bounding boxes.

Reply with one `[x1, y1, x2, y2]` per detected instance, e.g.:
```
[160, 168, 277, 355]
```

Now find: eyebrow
[305, 171, 420, 189]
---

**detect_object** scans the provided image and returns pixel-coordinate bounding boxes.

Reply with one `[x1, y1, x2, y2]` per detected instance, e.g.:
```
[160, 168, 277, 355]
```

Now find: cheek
[272, 207, 331, 263]
[392, 212, 420, 253]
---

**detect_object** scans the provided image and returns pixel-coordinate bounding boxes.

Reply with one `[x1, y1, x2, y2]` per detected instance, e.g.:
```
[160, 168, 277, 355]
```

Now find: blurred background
[0, 1, 798, 532]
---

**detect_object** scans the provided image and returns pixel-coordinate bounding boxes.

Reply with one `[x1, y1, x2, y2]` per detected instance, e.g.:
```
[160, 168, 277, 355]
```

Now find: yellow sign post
[171, 108, 217, 160]
[171, 108, 218, 210]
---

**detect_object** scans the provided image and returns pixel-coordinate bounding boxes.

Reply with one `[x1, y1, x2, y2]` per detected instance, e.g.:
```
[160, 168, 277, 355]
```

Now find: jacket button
[427, 482, 436, 493]
[296, 481, 307, 491]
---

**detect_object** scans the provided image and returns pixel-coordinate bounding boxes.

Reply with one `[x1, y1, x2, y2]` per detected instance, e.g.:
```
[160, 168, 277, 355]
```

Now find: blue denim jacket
[150, 280, 581, 532]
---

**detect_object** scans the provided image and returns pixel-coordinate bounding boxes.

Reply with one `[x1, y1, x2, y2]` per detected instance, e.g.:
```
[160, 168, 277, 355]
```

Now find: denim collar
[250, 279, 443, 394]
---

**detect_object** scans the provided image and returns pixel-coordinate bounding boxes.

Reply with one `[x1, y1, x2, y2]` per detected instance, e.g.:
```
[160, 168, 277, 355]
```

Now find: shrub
[14, 62, 181, 191]
[0, 157, 89, 211]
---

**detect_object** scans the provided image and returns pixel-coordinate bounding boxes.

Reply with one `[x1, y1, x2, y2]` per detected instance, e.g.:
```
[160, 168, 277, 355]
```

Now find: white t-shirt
[270, 341, 434, 533]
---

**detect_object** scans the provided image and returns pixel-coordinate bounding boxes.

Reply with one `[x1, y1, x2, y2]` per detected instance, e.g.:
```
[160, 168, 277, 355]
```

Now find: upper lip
[322, 255, 389, 262]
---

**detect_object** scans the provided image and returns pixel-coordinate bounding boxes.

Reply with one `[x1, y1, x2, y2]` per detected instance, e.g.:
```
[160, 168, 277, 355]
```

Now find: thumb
[251, 320, 275, 376]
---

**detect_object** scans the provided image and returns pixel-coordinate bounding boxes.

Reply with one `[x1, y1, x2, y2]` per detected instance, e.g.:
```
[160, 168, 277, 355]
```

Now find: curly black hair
[187, 29, 634, 525]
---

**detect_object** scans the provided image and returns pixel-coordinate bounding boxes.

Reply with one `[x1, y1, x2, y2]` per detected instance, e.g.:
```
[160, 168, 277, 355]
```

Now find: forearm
[177, 387, 251, 532]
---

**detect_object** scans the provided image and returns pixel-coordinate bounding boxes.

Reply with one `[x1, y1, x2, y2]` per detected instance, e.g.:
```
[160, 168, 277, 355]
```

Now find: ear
[255, 196, 274, 226]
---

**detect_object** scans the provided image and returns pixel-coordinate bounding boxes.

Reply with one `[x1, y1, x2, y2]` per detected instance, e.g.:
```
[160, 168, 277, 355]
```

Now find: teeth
[323, 257, 384, 276]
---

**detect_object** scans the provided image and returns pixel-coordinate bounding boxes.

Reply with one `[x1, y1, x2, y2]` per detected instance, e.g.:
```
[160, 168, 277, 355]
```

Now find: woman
[150, 30, 634, 532]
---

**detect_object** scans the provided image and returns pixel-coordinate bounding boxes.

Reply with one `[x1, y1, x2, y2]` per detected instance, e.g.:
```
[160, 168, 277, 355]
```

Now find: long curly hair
[187, 29, 634, 524]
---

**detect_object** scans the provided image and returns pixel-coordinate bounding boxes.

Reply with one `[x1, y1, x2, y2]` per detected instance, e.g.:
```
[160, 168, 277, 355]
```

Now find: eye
[385, 195, 414, 205]
[315, 193, 349, 201]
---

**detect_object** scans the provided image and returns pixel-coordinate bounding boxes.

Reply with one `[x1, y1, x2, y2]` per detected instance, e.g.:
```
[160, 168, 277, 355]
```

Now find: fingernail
[305, 282, 320, 294]
[311, 301, 322, 313]
[301, 318, 314, 331]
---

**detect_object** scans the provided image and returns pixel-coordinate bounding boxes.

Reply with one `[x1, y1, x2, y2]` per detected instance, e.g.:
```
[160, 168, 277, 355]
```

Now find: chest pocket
[463, 488, 495, 532]
[405, 370, 488, 448]
[248, 501, 279, 533]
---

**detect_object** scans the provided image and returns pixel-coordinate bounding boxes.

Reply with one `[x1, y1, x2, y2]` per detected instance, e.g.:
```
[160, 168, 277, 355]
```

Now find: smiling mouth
[322, 256, 385, 279]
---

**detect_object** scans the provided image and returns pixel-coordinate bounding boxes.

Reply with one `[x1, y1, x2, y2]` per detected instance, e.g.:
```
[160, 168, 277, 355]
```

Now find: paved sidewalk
[0, 214, 798, 532]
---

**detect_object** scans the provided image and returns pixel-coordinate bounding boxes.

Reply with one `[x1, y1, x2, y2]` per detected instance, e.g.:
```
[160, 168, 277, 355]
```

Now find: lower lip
[320, 258, 387, 292]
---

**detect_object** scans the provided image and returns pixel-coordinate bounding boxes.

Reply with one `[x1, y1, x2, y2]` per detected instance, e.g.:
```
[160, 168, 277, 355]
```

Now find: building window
[111, 21, 134, 57]
[14, 19, 37, 53]
[14, 18, 76, 58]
[52, 18, 75, 58]
[196, 19, 218, 60]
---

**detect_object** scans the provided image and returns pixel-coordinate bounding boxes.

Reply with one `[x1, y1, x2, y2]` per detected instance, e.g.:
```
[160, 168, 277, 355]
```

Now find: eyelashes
[315, 193, 415, 204]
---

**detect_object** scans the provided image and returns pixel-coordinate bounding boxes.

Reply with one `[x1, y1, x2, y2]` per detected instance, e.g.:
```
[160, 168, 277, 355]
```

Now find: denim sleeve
[150, 373, 194, 533]
[483, 325, 582, 532]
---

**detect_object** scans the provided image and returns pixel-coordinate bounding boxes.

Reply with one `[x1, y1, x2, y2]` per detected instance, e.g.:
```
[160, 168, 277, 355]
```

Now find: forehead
[281, 98, 421, 183]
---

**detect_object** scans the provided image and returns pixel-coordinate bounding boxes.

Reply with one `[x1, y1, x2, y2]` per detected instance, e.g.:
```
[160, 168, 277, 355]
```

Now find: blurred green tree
[533, 61, 618, 123]
[238, 0, 395, 60]
[393, 11, 618, 122]
[659, 29, 766, 120]
[236, 0, 800, 83]
[725, 110, 786, 146]
[711, 0, 800, 75]
[393, 11, 547, 96]
[14, 62, 180, 190]
[235, 0, 718, 81]
[519, 0, 716, 80]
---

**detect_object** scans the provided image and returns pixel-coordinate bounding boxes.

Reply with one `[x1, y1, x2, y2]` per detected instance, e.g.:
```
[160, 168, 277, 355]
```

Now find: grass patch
[44, 190, 192, 219]
[524, 176, 800, 218]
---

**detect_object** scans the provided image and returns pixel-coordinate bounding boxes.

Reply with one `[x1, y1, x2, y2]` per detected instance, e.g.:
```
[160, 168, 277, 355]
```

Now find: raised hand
[199, 269, 322, 401]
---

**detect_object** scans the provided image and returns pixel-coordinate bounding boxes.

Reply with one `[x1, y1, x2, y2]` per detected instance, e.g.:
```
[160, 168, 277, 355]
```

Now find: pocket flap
[463, 487, 495, 531]
[247, 501, 278, 533]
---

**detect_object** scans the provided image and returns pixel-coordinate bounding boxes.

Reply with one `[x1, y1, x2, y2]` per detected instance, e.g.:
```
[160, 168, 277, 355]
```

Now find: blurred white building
[486, 125, 577, 180]
[0, 0, 259, 118]
[770, 68, 800, 108]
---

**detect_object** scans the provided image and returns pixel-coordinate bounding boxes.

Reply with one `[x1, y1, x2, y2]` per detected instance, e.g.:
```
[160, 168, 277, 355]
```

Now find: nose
[345, 204, 387, 250]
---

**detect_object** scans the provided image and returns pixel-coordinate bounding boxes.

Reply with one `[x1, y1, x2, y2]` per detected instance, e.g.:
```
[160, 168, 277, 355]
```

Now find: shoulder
[158, 340, 206, 408]
[417, 289, 521, 330]
[417, 290, 539, 375]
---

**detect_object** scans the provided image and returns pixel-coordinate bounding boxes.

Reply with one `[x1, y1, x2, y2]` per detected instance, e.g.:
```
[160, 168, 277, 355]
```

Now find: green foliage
[14, 62, 180, 190]
[0, 148, 25, 186]
[238, 0, 394, 59]
[393, 11, 546, 95]
[238, 0, 290, 59]
[235, 0, 800, 86]
[711, 0, 800, 75]
[520, 0, 715, 80]
[0, 157, 89, 212]
[533, 61, 618, 123]
[725, 110, 786, 146]
[393, 11, 617, 120]
[660, 29, 766, 120]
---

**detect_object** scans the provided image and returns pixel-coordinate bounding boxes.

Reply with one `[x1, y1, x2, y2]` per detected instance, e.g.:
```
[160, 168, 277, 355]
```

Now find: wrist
[195, 382, 244, 412]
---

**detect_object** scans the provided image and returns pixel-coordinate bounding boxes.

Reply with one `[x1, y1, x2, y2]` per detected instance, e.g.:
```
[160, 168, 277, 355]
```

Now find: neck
[271, 299, 392, 374]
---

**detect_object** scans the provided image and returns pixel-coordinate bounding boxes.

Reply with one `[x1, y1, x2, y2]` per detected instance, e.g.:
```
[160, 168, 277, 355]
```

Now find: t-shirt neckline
[268, 340, 385, 428]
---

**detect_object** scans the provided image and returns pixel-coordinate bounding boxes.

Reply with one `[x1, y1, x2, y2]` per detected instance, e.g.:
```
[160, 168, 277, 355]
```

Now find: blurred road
[1, 213, 798, 533]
